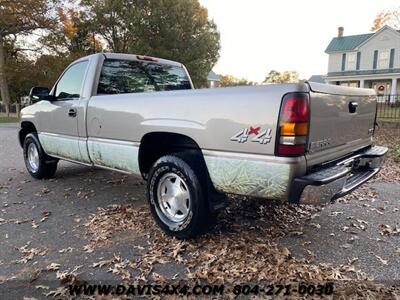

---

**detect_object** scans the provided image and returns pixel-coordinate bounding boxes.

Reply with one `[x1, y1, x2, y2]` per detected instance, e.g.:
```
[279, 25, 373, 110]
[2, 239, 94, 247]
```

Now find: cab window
[97, 59, 191, 95]
[55, 61, 89, 99]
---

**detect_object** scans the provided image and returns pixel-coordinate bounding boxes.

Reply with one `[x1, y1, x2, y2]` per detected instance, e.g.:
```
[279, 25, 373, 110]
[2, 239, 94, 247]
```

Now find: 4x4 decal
[230, 126, 273, 144]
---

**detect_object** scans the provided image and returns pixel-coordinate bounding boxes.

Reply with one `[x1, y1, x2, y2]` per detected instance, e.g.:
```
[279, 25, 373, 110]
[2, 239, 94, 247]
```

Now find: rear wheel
[147, 153, 214, 239]
[23, 133, 58, 179]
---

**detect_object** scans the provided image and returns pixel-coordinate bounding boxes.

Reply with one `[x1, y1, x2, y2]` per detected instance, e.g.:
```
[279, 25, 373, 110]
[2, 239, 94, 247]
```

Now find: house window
[346, 53, 357, 70]
[378, 50, 390, 69]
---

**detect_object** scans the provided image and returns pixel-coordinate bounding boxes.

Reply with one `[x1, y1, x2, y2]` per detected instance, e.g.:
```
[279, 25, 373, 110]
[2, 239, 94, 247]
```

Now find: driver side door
[38, 60, 89, 162]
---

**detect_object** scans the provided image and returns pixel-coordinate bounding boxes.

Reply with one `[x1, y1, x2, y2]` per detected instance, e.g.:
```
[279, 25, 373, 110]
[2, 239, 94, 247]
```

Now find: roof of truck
[77, 53, 184, 67]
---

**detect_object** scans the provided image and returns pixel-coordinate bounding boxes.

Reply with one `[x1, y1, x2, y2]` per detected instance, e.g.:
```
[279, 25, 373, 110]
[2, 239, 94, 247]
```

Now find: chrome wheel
[27, 143, 39, 172]
[157, 172, 191, 223]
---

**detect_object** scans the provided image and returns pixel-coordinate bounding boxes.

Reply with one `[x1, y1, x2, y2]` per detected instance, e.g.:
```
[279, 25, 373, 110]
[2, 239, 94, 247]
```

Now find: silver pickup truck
[19, 53, 387, 238]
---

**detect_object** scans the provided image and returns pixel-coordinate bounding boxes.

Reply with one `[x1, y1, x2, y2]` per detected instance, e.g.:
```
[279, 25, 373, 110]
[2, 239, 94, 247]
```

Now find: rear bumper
[289, 145, 388, 204]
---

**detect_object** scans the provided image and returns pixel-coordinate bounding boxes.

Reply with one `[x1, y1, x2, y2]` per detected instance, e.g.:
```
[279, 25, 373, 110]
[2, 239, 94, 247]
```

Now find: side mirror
[41, 94, 57, 101]
[29, 87, 51, 103]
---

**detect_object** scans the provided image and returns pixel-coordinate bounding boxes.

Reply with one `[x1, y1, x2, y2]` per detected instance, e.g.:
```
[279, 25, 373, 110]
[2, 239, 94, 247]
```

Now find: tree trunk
[0, 33, 11, 117]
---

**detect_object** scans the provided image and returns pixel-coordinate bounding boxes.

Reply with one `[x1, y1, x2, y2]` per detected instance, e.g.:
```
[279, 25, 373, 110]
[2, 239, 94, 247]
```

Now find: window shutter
[341, 53, 346, 71]
[389, 49, 395, 68]
[356, 52, 361, 70]
[373, 50, 378, 69]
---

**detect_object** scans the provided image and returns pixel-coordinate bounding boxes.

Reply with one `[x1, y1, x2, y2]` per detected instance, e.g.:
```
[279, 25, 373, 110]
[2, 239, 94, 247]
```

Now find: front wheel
[23, 133, 58, 179]
[147, 153, 214, 239]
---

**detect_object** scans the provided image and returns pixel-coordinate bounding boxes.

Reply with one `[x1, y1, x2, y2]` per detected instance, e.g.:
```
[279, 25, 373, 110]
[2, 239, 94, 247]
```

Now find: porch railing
[376, 95, 400, 121]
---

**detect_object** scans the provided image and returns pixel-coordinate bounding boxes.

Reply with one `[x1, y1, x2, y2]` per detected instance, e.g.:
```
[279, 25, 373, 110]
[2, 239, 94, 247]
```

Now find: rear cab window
[97, 59, 192, 95]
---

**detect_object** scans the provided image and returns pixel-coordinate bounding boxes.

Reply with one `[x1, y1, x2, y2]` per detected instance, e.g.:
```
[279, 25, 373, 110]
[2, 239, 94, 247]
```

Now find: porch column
[390, 78, 398, 103]
[359, 79, 365, 88]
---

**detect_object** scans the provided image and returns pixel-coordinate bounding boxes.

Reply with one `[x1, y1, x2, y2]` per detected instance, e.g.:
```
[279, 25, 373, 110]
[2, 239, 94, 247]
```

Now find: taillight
[136, 55, 158, 62]
[277, 93, 310, 156]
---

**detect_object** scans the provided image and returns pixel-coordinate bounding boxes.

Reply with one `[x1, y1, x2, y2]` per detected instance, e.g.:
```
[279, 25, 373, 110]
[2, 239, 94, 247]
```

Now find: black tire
[147, 153, 214, 239]
[23, 133, 58, 179]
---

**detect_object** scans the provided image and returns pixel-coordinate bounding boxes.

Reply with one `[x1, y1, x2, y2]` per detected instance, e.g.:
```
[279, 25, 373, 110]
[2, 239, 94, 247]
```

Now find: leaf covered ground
[71, 123, 399, 299]
[0, 124, 399, 299]
[79, 200, 400, 299]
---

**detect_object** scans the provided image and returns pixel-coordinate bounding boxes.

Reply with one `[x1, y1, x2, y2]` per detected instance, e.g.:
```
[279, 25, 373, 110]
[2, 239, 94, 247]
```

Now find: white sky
[199, 0, 399, 82]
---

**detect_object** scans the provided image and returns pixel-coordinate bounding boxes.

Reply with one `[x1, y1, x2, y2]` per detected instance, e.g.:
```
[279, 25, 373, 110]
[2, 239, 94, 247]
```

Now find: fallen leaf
[310, 223, 321, 229]
[375, 255, 388, 265]
[379, 224, 400, 236]
[58, 247, 73, 254]
[348, 257, 358, 265]
[35, 285, 50, 290]
[290, 231, 304, 236]
[46, 263, 60, 271]
[83, 244, 94, 253]
[30, 269, 42, 283]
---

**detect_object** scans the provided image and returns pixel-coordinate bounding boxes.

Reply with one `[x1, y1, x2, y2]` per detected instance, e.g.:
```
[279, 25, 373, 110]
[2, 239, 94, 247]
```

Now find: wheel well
[19, 122, 37, 147]
[138, 132, 205, 177]
[138, 132, 227, 212]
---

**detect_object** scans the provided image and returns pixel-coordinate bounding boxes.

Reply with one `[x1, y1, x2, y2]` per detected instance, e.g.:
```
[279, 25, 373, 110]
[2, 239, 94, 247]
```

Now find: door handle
[348, 102, 358, 113]
[68, 108, 77, 117]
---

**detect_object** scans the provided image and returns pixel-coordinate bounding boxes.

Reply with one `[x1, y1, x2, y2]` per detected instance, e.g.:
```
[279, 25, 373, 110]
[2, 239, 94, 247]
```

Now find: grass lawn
[0, 116, 19, 123]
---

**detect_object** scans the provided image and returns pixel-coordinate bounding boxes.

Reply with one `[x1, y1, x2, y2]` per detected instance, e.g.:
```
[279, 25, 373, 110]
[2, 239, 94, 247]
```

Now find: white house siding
[325, 27, 400, 100]
[328, 52, 342, 73]
[327, 28, 400, 74]
[358, 28, 400, 70]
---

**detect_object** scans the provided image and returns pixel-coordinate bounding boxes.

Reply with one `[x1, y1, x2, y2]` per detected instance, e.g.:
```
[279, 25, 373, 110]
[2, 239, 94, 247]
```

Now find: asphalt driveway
[0, 123, 399, 299]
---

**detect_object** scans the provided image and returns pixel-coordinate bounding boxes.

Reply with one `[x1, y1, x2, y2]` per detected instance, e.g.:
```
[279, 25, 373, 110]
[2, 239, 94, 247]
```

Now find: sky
[198, 0, 399, 82]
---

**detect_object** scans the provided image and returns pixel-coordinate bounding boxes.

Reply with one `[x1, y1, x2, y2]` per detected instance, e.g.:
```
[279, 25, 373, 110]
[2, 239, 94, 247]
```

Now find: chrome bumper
[289, 146, 388, 205]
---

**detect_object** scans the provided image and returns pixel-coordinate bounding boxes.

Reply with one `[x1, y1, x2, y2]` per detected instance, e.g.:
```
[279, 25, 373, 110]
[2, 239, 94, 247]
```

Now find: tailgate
[306, 82, 377, 168]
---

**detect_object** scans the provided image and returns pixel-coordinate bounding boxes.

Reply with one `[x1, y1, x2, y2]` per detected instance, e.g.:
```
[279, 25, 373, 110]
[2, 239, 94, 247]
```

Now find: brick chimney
[338, 26, 344, 38]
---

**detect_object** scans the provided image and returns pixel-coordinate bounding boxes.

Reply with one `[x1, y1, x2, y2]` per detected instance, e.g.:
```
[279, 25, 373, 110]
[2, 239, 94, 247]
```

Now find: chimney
[338, 27, 344, 38]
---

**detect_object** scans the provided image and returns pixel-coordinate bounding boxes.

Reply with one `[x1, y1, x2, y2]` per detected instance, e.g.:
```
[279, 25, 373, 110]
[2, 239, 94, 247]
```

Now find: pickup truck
[19, 53, 387, 238]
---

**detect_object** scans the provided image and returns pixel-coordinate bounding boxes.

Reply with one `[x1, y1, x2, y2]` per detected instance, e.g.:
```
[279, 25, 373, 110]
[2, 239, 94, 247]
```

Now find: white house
[324, 26, 400, 98]
[207, 70, 221, 88]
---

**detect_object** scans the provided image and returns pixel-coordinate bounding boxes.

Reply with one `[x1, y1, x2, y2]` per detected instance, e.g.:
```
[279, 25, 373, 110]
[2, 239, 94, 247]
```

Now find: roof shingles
[207, 70, 220, 81]
[325, 33, 373, 53]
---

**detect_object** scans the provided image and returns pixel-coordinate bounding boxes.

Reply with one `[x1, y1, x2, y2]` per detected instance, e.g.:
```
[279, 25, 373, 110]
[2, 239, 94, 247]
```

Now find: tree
[36, 4, 105, 91]
[371, 8, 400, 31]
[80, 0, 136, 53]
[132, 0, 220, 87]
[219, 75, 255, 87]
[0, 0, 56, 115]
[1, 43, 69, 105]
[263, 70, 299, 84]
[41, 7, 103, 58]
[32, 54, 74, 88]
[82, 0, 220, 87]
[5, 52, 36, 104]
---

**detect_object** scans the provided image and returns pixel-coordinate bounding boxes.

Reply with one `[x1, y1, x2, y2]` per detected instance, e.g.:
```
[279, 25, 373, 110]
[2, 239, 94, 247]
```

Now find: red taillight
[281, 97, 309, 123]
[277, 93, 310, 156]
[278, 144, 306, 156]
